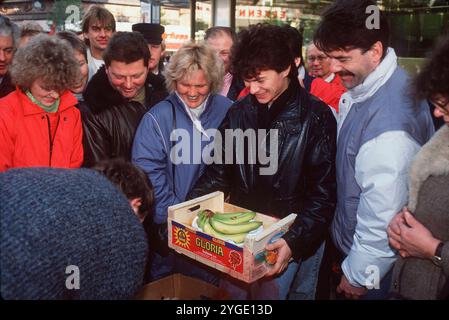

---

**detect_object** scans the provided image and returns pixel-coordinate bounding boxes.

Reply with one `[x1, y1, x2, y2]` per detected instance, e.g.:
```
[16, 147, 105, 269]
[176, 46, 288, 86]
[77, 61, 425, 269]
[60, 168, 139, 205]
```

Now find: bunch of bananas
[196, 209, 262, 244]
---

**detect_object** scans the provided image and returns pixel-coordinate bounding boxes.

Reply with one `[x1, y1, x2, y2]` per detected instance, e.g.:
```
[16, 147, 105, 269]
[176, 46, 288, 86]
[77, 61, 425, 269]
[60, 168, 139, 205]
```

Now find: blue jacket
[132, 93, 232, 224]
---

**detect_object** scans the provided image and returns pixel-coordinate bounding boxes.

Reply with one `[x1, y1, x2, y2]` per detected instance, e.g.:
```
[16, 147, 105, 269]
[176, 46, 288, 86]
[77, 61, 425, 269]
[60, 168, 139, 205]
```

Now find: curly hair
[9, 34, 81, 92]
[314, 0, 389, 58]
[91, 158, 154, 222]
[231, 23, 296, 80]
[414, 36, 449, 100]
[163, 42, 224, 94]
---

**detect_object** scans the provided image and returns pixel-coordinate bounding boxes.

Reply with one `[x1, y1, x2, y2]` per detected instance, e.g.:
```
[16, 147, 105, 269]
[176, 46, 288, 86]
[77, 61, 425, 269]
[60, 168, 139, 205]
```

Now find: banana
[213, 211, 249, 220]
[197, 213, 207, 230]
[203, 218, 248, 243]
[213, 211, 256, 225]
[209, 218, 262, 235]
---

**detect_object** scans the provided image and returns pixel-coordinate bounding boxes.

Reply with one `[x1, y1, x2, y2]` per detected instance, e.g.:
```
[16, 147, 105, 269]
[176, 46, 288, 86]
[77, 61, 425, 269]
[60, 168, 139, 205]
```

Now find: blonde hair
[163, 42, 224, 94]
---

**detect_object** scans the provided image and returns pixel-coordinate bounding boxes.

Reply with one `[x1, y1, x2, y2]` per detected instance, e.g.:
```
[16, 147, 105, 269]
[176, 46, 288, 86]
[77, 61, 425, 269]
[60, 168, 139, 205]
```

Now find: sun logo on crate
[228, 250, 242, 270]
[173, 226, 191, 249]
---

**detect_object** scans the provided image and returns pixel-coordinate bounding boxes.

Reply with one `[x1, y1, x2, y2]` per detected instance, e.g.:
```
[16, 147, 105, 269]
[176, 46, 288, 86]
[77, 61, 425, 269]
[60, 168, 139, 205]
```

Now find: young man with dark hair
[314, 0, 434, 299]
[188, 23, 337, 299]
[204, 26, 244, 101]
[82, 32, 168, 167]
[82, 5, 116, 81]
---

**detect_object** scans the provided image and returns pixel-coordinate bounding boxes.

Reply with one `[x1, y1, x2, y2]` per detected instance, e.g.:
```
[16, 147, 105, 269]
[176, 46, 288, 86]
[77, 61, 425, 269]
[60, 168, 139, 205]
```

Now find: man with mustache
[0, 15, 19, 99]
[82, 5, 116, 82]
[314, 0, 434, 299]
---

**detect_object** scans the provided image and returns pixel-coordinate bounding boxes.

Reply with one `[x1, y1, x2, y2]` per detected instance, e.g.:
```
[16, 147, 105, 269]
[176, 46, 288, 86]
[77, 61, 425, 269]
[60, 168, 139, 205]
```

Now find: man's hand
[264, 238, 292, 277]
[336, 274, 367, 300]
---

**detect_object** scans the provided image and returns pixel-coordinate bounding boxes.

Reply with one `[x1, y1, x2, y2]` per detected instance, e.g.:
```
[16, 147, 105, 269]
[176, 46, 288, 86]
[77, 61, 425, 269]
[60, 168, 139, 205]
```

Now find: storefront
[1, 0, 448, 58]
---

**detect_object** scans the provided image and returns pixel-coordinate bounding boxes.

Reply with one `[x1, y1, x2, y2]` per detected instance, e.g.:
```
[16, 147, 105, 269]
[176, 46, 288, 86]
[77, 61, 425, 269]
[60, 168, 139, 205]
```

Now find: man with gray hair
[204, 26, 244, 101]
[0, 14, 19, 98]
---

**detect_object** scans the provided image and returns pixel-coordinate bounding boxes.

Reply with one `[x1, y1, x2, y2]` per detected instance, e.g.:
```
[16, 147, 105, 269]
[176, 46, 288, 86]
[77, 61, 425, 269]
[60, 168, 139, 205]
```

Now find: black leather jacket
[188, 80, 337, 260]
[81, 66, 168, 167]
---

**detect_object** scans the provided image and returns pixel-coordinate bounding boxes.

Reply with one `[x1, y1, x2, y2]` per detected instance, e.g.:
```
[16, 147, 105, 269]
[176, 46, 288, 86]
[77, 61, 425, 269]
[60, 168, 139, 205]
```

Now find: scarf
[25, 90, 60, 113]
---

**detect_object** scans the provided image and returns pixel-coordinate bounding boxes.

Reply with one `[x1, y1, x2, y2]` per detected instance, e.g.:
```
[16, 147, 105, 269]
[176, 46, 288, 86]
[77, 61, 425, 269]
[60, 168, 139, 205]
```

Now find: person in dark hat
[132, 23, 166, 76]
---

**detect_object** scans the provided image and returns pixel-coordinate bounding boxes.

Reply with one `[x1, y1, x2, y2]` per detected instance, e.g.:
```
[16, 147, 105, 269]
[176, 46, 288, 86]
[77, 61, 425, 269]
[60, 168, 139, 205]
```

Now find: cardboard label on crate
[171, 221, 244, 274]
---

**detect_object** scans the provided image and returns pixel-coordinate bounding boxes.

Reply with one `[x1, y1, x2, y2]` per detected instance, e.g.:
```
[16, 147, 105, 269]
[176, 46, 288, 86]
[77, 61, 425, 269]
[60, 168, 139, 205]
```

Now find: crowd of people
[0, 0, 447, 300]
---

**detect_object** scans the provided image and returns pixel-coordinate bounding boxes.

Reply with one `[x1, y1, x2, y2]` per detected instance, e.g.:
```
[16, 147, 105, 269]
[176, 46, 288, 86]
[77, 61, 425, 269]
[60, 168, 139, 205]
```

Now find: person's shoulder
[304, 90, 334, 118]
[211, 94, 233, 108]
[143, 96, 176, 125]
[230, 93, 253, 110]
[148, 96, 175, 114]
[0, 90, 22, 115]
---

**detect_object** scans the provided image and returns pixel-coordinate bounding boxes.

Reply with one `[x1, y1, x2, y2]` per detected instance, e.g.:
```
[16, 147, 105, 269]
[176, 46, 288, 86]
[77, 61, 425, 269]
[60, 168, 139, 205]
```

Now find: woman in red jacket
[0, 34, 83, 171]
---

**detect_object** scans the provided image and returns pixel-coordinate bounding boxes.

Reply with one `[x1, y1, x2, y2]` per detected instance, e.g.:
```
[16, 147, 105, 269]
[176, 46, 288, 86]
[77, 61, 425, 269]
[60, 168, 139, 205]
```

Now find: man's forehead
[207, 33, 233, 45]
[89, 20, 112, 28]
[0, 34, 14, 46]
[108, 59, 146, 72]
[325, 48, 360, 58]
[244, 69, 272, 81]
[307, 45, 324, 56]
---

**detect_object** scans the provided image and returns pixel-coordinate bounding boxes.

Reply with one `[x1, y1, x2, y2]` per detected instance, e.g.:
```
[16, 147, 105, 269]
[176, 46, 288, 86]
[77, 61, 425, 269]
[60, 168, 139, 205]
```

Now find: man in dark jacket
[82, 32, 168, 167]
[0, 15, 19, 99]
[188, 24, 337, 299]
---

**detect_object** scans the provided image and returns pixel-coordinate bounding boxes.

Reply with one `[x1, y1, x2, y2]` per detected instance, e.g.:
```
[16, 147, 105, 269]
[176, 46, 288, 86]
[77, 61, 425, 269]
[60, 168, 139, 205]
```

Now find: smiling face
[106, 59, 148, 99]
[71, 51, 89, 94]
[306, 43, 331, 79]
[176, 69, 210, 109]
[206, 33, 233, 74]
[29, 78, 62, 107]
[324, 42, 383, 90]
[243, 68, 290, 105]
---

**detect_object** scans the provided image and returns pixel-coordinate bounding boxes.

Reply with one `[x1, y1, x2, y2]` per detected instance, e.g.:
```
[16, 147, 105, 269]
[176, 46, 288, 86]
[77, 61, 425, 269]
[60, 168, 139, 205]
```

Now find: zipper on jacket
[46, 114, 61, 167]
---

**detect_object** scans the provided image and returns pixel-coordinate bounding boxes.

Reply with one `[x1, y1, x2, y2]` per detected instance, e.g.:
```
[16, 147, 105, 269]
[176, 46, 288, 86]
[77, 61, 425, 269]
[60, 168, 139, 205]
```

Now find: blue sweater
[132, 93, 232, 224]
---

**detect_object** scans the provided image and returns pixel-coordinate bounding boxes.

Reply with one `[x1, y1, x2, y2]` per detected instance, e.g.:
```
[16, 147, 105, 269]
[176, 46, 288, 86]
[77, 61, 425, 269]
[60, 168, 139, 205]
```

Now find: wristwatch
[431, 241, 444, 267]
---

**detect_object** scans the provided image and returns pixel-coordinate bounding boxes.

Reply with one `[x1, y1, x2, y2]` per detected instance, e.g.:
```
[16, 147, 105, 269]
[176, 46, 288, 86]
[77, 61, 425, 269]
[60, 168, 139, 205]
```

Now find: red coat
[310, 74, 346, 112]
[0, 89, 83, 171]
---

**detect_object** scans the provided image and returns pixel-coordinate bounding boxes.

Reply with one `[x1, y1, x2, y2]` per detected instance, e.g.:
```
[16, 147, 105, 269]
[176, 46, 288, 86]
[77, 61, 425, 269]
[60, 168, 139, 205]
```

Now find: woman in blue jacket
[132, 42, 232, 282]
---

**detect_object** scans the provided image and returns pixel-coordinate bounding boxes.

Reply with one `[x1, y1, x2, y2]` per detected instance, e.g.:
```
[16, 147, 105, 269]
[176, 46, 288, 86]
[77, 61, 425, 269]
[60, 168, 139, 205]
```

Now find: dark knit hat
[0, 168, 148, 300]
[132, 23, 165, 45]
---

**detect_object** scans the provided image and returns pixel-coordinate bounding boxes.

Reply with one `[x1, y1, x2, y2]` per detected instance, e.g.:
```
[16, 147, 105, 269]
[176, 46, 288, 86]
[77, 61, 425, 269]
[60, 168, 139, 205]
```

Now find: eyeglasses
[307, 55, 328, 62]
[430, 98, 449, 116]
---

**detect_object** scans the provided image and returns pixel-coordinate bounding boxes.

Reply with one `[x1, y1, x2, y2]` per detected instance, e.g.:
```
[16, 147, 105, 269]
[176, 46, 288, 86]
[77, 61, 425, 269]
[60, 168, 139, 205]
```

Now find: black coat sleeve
[81, 111, 111, 168]
[283, 105, 337, 260]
